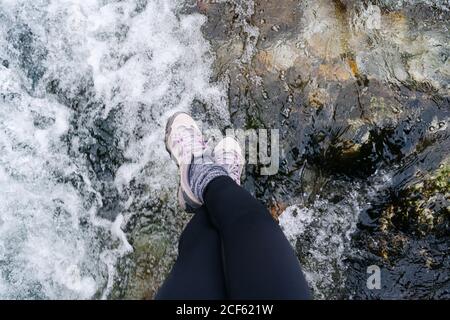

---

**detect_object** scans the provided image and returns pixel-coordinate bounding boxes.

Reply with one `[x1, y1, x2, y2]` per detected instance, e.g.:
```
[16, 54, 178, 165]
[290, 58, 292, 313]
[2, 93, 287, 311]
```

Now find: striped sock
[189, 156, 228, 203]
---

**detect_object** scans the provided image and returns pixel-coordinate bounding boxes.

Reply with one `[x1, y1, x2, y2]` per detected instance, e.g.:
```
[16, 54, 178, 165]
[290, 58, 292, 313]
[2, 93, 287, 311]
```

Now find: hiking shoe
[213, 136, 245, 185]
[165, 112, 206, 211]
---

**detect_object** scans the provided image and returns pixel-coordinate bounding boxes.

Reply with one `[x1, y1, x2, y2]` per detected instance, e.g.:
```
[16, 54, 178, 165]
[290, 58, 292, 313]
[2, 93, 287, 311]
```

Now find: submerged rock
[111, 232, 172, 299]
[380, 162, 449, 236]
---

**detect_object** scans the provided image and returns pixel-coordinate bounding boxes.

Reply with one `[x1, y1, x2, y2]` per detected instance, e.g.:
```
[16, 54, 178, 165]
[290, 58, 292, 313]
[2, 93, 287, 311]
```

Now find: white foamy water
[279, 194, 362, 299]
[0, 68, 98, 299]
[279, 171, 395, 299]
[0, 0, 228, 299]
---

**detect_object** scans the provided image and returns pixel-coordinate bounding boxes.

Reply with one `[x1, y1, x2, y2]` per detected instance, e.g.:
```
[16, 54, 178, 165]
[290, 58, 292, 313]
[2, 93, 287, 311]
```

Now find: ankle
[188, 158, 229, 203]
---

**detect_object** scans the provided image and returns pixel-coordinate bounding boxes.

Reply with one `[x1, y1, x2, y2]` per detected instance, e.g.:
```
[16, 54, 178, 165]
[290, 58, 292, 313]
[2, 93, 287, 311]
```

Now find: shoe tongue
[192, 154, 214, 165]
[221, 152, 239, 165]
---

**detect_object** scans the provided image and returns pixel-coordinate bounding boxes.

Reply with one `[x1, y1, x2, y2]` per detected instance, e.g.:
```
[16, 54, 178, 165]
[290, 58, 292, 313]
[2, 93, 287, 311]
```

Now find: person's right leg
[204, 175, 311, 299]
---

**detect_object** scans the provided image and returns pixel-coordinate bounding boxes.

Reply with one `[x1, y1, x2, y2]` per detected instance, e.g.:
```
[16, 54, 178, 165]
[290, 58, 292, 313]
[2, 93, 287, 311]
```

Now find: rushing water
[0, 0, 449, 299]
[0, 0, 227, 299]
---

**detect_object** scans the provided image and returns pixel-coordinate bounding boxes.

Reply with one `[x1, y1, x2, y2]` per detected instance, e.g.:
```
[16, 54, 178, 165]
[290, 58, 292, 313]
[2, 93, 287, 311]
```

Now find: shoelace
[217, 150, 243, 183]
[171, 125, 207, 164]
[227, 162, 242, 182]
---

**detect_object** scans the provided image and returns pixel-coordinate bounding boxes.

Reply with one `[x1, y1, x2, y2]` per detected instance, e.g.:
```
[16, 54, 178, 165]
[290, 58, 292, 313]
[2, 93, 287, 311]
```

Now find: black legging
[155, 176, 311, 299]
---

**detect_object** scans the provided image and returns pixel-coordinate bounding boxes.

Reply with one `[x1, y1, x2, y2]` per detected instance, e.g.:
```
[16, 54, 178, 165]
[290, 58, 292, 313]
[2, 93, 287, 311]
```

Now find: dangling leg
[155, 206, 227, 299]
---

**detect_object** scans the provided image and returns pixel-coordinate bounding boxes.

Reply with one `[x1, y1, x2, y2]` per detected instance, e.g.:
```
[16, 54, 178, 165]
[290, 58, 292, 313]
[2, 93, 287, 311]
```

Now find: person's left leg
[154, 206, 227, 300]
[157, 112, 227, 299]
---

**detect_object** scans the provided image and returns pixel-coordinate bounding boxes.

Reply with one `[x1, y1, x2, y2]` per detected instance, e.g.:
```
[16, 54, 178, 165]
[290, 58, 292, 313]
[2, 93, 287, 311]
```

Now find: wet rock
[380, 163, 449, 236]
[346, 234, 449, 299]
[200, 0, 450, 299]
[6, 24, 47, 90]
[111, 232, 172, 299]
[308, 88, 329, 108]
[32, 112, 56, 129]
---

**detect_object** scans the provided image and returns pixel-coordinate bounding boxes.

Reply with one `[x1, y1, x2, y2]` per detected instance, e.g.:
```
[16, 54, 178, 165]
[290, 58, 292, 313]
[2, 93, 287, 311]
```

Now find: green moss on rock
[380, 163, 450, 236]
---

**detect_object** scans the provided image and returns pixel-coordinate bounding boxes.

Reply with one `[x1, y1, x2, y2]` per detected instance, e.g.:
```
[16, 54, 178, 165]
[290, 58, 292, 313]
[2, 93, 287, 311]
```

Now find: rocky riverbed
[111, 0, 449, 299]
